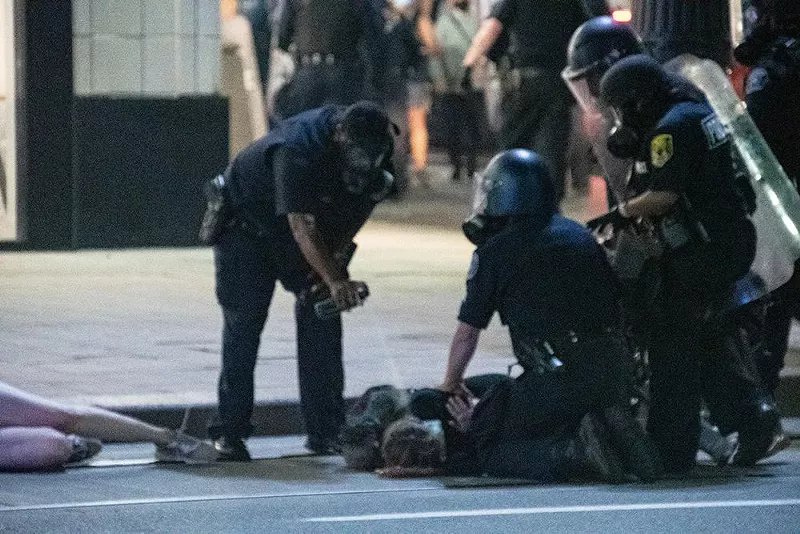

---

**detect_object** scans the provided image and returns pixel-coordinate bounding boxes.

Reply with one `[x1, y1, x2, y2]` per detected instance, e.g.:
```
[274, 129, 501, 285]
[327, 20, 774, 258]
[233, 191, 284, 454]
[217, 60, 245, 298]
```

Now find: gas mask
[606, 123, 641, 159]
[340, 134, 394, 200]
[461, 171, 509, 245]
[605, 105, 656, 160]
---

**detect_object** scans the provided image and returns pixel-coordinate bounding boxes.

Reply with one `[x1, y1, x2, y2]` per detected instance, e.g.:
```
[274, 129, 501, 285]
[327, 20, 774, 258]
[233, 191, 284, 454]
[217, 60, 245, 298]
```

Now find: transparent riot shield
[665, 54, 800, 297]
[564, 75, 633, 203]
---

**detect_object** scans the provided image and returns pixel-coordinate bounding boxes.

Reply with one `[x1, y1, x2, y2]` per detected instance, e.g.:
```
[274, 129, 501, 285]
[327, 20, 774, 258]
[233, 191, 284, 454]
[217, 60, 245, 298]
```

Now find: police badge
[650, 133, 673, 168]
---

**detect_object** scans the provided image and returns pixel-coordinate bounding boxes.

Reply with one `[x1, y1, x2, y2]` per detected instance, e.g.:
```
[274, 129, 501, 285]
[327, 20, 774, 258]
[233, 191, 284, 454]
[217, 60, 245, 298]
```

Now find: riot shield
[564, 75, 632, 203]
[664, 54, 800, 297]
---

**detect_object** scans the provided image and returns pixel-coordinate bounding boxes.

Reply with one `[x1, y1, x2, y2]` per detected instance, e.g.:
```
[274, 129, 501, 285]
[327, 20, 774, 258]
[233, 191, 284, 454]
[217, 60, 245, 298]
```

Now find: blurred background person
[462, 0, 600, 204]
[379, 0, 428, 196]
[275, 0, 387, 119]
[427, 0, 483, 182]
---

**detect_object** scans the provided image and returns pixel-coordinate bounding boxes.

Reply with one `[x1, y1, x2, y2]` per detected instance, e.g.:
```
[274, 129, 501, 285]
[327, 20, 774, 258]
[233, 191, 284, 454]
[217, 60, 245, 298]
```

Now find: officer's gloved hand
[329, 280, 369, 312]
[586, 206, 632, 234]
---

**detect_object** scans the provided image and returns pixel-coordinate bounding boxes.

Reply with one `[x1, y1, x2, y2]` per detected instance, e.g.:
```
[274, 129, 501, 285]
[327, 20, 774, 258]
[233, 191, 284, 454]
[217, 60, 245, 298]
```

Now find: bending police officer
[593, 55, 776, 472]
[205, 101, 396, 461]
[568, 17, 784, 468]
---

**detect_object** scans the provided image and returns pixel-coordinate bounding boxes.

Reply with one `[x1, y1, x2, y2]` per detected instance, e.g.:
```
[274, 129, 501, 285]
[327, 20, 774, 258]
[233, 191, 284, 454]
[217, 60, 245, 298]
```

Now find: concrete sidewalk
[1, 157, 798, 436]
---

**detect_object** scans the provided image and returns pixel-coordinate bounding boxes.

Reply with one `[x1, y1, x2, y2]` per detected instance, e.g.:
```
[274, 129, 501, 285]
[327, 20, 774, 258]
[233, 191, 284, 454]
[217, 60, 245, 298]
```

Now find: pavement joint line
[303, 498, 800, 522]
[0, 486, 443, 513]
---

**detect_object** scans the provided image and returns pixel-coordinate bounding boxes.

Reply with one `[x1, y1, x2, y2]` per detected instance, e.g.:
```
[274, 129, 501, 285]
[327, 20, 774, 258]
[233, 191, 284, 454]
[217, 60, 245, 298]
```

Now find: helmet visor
[564, 70, 605, 115]
[470, 170, 491, 217]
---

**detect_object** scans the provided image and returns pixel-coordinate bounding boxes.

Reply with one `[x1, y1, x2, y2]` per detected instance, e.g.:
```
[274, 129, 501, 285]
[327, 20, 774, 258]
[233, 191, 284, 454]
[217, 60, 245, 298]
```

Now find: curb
[113, 398, 359, 438]
[114, 374, 800, 439]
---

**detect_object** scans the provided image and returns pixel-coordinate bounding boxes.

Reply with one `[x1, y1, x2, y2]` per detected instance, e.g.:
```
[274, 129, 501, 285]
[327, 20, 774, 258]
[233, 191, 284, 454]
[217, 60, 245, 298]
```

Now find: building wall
[72, 0, 221, 96]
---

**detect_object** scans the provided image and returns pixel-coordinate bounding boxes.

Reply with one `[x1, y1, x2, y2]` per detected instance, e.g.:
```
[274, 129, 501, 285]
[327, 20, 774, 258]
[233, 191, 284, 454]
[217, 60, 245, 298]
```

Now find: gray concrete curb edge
[111, 373, 800, 439]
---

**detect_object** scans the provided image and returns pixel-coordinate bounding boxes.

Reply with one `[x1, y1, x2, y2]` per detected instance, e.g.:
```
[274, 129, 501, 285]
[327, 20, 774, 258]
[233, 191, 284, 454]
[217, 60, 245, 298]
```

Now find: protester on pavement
[201, 101, 396, 461]
[0, 380, 217, 471]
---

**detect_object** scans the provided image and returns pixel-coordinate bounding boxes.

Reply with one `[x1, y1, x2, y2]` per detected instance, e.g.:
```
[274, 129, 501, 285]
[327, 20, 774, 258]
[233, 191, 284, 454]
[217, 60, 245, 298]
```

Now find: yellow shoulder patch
[651, 133, 673, 168]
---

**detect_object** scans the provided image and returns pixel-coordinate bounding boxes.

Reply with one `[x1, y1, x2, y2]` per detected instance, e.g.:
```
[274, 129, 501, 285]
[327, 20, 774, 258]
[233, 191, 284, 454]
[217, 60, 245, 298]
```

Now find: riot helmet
[562, 16, 644, 113]
[462, 149, 555, 245]
[599, 54, 673, 159]
[336, 101, 396, 199]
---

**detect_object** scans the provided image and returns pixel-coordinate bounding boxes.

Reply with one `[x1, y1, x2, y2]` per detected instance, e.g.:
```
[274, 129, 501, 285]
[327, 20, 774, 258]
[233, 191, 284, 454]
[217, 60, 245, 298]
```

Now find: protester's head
[339, 422, 383, 471]
[380, 416, 445, 471]
[462, 149, 555, 245]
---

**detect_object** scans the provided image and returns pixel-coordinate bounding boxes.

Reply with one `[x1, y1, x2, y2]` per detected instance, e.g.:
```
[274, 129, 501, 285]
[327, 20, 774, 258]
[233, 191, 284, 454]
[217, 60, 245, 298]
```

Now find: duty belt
[297, 52, 347, 66]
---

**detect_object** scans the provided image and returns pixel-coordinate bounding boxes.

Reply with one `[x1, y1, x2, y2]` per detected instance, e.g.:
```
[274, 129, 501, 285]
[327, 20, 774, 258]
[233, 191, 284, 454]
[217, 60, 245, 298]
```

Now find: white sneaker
[155, 431, 218, 464]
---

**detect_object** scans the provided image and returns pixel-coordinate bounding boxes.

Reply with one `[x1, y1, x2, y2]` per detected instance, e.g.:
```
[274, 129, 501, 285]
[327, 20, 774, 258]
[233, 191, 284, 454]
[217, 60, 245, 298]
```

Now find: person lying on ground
[0, 380, 217, 471]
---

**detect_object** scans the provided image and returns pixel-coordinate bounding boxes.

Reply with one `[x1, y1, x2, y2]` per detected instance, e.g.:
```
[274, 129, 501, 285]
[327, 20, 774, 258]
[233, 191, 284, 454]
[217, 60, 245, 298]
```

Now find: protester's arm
[440, 321, 481, 394]
[462, 17, 503, 68]
[416, 0, 441, 55]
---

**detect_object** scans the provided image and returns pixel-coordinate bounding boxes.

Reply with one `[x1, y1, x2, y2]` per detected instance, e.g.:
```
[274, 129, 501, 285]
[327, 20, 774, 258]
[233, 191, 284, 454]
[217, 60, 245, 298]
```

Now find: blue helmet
[481, 149, 556, 217]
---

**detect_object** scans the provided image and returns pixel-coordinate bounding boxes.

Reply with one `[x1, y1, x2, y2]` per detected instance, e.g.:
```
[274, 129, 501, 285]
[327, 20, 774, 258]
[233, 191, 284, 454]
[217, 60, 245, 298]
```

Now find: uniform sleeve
[646, 122, 697, 194]
[457, 251, 497, 329]
[273, 147, 316, 215]
[489, 0, 516, 27]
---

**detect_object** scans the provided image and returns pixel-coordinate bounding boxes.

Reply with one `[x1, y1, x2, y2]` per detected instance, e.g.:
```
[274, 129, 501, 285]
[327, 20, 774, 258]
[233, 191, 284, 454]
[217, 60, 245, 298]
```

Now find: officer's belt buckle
[300, 53, 336, 66]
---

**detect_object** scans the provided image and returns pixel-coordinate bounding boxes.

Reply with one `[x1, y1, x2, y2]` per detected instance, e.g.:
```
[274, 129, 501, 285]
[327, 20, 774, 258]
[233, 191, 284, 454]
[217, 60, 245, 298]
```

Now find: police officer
[208, 101, 395, 461]
[439, 149, 662, 482]
[562, 16, 645, 202]
[594, 55, 780, 472]
[735, 0, 800, 400]
[276, 0, 386, 120]
[461, 0, 593, 203]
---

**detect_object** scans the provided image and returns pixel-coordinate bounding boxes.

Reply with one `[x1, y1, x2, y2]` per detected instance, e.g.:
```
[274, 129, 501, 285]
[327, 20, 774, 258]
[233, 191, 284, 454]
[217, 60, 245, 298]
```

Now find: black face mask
[462, 214, 509, 246]
[340, 136, 391, 195]
[606, 124, 641, 159]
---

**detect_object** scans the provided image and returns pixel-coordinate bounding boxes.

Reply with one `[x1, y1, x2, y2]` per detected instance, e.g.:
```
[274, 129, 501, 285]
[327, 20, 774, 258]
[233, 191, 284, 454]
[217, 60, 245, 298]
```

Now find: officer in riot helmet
[592, 54, 780, 472]
[201, 101, 396, 461]
[441, 149, 663, 482]
[562, 16, 644, 110]
[562, 16, 645, 200]
[732, 0, 800, 457]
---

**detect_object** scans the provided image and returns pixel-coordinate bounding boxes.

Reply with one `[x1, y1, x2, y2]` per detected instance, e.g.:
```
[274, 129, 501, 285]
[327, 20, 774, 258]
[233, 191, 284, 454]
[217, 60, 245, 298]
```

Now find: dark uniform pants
[481, 334, 628, 481]
[211, 225, 345, 443]
[647, 283, 773, 473]
[500, 68, 572, 201]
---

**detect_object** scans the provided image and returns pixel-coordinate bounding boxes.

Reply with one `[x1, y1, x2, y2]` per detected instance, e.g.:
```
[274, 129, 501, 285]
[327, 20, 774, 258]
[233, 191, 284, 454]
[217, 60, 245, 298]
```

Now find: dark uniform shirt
[225, 106, 378, 273]
[630, 100, 755, 290]
[458, 215, 620, 338]
[489, 0, 587, 70]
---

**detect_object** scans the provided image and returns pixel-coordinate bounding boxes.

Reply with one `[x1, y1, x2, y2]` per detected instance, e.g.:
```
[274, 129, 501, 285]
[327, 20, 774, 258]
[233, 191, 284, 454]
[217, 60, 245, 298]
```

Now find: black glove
[586, 206, 631, 233]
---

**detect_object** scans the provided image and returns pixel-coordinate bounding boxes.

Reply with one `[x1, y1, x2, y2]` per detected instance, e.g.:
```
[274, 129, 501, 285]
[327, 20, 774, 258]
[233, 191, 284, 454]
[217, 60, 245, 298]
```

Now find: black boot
[603, 405, 664, 481]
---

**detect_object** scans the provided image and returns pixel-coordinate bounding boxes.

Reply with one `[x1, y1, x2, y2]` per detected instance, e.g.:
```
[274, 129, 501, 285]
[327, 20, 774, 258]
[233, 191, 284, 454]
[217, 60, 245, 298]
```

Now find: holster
[198, 174, 232, 246]
[657, 196, 709, 251]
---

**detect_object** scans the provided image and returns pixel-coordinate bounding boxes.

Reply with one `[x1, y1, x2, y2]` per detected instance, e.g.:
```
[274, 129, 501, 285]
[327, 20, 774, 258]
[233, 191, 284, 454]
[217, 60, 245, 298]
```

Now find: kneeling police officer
[202, 101, 396, 461]
[439, 149, 661, 482]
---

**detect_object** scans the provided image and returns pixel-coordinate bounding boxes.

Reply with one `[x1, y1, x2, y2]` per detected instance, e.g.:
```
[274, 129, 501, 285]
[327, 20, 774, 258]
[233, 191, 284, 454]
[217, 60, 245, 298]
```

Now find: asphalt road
[1, 437, 798, 533]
